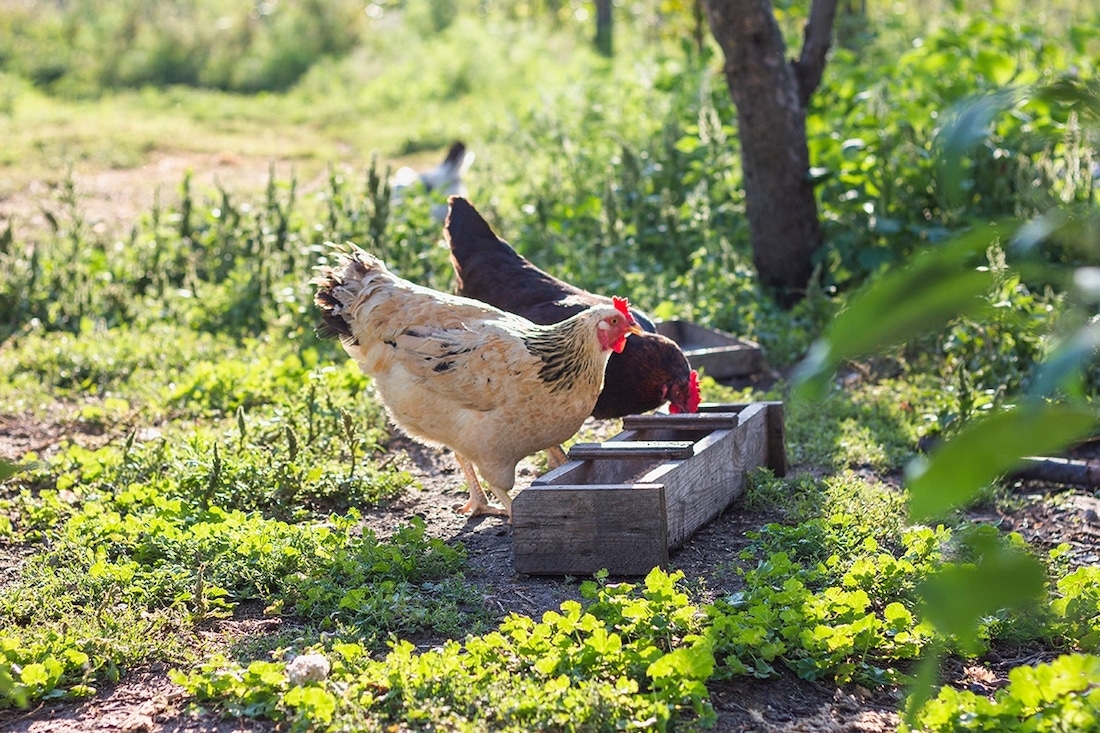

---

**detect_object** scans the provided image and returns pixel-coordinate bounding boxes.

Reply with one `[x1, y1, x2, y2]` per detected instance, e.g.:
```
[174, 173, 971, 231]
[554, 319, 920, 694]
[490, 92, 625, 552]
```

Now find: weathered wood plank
[533, 456, 662, 486]
[1011, 456, 1100, 487]
[700, 401, 787, 477]
[512, 485, 668, 575]
[661, 403, 768, 548]
[684, 346, 763, 380]
[698, 402, 748, 414]
[621, 413, 740, 431]
[568, 441, 695, 460]
[764, 401, 788, 477]
[654, 320, 764, 379]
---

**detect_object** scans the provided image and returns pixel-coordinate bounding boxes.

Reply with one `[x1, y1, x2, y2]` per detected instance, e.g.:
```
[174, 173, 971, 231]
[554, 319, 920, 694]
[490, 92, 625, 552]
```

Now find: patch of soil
[0, 153, 321, 239]
[0, 411, 114, 463]
[709, 674, 902, 732]
[995, 487, 1100, 568]
[0, 671, 231, 733]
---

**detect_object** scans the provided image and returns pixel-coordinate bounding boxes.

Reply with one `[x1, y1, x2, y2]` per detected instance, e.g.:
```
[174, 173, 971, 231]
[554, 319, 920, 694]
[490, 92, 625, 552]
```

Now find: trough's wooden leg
[763, 401, 788, 477]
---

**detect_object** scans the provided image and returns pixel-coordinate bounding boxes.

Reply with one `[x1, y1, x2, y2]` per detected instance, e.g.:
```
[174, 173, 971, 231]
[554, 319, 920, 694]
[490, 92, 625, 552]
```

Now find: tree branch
[792, 0, 838, 106]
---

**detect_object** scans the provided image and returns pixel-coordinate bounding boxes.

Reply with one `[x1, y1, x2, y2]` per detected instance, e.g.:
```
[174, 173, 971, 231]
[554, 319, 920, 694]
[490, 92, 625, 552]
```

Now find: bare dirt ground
[2, 157, 1099, 731]
[0, 152, 336, 240]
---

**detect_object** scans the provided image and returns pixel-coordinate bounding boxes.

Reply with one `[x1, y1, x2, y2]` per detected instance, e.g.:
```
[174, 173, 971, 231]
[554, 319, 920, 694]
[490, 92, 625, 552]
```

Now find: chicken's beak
[610, 322, 644, 353]
[628, 323, 644, 336]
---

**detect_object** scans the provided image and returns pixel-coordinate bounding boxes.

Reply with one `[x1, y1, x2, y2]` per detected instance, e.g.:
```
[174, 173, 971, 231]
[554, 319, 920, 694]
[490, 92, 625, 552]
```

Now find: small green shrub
[1049, 566, 1100, 652]
[0, 0, 364, 95]
[708, 524, 944, 686]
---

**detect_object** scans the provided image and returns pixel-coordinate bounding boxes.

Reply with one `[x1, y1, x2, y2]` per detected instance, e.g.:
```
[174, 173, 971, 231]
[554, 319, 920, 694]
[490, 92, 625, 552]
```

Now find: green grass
[0, 6, 644, 202]
[0, 80, 350, 197]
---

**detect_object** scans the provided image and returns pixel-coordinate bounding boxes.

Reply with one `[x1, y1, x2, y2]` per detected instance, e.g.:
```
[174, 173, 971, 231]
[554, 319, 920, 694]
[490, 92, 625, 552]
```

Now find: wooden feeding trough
[655, 320, 764, 380]
[512, 402, 787, 576]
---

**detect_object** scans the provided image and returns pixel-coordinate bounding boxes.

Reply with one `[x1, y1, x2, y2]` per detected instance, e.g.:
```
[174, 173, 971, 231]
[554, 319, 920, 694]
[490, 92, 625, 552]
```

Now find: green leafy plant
[1, 472, 470, 708]
[173, 568, 717, 731]
[904, 653, 1100, 732]
[1049, 566, 1100, 652]
[707, 524, 942, 686]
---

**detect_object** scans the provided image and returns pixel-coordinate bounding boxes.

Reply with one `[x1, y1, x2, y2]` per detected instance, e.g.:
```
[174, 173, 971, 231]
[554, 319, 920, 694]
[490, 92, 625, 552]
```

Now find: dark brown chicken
[444, 196, 699, 418]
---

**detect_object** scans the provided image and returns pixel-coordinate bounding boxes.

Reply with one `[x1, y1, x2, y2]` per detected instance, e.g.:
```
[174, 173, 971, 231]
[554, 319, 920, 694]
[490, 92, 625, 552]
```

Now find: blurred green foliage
[1, 2, 1095, 343]
[0, 0, 364, 94]
[792, 75, 1100, 725]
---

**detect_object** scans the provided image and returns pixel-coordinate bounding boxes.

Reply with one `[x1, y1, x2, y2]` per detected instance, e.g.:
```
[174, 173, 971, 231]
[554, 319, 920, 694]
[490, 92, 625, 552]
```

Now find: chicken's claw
[454, 497, 511, 518]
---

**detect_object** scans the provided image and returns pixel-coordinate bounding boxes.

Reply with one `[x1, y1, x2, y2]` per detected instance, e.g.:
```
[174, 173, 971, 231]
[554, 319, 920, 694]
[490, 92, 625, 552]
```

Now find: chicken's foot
[454, 454, 511, 519]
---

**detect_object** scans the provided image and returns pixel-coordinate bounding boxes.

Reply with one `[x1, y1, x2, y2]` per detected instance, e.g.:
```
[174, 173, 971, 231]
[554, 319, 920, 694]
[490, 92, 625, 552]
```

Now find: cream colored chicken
[313, 245, 641, 518]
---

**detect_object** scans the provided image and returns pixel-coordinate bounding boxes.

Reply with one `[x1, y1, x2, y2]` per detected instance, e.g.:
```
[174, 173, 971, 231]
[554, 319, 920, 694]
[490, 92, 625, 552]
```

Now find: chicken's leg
[484, 481, 513, 519]
[453, 454, 510, 518]
[547, 445, 569, 469]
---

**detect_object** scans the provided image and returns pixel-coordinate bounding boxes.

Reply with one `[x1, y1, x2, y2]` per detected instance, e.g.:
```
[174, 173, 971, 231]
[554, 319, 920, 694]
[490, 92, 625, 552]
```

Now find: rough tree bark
[595, 0, 613, 56]
[704, 0, 837, 307]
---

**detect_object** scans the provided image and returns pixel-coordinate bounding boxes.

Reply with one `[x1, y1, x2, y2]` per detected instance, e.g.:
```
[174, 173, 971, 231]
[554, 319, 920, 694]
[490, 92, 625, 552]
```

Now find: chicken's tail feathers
[311, 243, 389, 343]
[314, 301, 353, 342]
[443, 196, 513, 262]
[442, 140, 469, 169]
[419, 141, 474, 193]
[311, 243, 382, 288]
[444, 196, 495, 239]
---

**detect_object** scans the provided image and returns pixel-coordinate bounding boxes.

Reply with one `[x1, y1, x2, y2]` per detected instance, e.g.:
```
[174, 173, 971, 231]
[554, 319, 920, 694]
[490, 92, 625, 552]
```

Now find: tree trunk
[594, 0, 613, 56]
[692, 0, 706, 54]
[704, 0, 836, 307]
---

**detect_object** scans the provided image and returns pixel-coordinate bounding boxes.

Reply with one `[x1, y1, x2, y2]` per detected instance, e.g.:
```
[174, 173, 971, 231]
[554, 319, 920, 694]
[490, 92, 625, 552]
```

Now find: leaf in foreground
[918, 529, 1047, 650]
[905, 403, 1097, 521]
[906, 529, 1049, 721]
[792, 222, 1004, 401]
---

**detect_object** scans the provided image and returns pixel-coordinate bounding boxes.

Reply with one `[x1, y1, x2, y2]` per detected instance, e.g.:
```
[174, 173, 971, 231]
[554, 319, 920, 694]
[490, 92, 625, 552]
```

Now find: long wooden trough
[655, 320, 764, 380]
[512, 402, 787, 575]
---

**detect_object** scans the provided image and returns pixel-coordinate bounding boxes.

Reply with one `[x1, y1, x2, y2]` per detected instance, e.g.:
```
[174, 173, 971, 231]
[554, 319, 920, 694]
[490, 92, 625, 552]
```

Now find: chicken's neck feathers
[520, 311, 610, 395]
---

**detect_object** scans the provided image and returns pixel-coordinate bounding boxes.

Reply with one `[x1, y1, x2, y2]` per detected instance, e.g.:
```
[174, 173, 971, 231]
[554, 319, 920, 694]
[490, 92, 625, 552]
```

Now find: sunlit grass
[785, 375, 950, 472]
[0, 84, 350, 195]
[0, 11, 626, 203]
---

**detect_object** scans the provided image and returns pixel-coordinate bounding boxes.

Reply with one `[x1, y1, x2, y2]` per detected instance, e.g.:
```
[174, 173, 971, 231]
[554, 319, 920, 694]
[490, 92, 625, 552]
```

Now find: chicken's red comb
[688, 369, 702, 412]
[611, 296, 632, 322]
